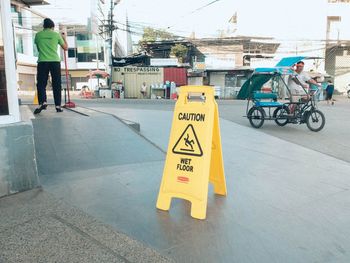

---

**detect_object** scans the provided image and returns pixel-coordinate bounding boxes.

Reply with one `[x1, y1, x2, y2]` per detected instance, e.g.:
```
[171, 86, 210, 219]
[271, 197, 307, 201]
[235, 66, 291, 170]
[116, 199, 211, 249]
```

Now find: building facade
[325, 0, 350, 92]
[142, 37, 278, 98]
[11, 0, 46, 91]
[62, 24, 106, 90]
[11, 3, 108, 92]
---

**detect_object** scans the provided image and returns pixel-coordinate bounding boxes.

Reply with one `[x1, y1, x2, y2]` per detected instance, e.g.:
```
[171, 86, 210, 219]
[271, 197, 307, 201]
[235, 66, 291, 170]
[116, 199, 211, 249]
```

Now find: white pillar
[0, 0, 20, 124]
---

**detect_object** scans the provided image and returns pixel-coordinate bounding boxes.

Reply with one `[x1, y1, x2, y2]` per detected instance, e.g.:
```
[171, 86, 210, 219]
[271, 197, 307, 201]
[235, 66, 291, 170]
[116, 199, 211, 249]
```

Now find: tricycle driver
[287, 61, 321, 113]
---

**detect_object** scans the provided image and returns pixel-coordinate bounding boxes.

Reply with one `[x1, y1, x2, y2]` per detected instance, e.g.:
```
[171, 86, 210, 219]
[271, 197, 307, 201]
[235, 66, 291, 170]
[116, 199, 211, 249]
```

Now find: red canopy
[87, 70, 110, 78]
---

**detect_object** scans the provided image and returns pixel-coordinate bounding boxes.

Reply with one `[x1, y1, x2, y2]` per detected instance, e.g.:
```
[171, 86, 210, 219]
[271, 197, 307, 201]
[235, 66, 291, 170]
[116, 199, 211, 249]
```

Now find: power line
[12, 16, 350, 43]
[167, 0, 222, 30]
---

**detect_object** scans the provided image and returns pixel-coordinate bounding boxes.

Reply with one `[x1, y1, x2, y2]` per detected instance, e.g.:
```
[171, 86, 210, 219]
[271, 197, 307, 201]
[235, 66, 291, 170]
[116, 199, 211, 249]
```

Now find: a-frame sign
[156, 86, 227, 219]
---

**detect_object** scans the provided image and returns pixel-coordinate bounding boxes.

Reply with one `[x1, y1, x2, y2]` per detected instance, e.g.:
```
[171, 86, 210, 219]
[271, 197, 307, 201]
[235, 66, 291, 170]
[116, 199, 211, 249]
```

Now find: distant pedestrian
[140, 82, 147, 98]
[326, 80, 335, 105]
[309, 77, 320, 101]
[33, 18, 68, 114]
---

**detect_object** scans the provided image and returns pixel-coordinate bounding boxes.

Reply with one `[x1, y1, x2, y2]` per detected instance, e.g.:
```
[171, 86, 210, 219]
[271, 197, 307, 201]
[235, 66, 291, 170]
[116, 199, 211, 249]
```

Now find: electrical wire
[11, 8, 350, 58]
[166, 0, 222, 30]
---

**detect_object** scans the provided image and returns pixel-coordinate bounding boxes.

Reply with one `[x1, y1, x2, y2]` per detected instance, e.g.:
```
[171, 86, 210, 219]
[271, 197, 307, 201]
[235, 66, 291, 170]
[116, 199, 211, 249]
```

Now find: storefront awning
[19, 0, 49, 6]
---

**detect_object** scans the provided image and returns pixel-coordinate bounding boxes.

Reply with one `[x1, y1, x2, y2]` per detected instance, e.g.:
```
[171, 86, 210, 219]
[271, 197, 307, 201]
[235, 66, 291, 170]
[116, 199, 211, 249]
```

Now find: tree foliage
[141, 27, 174, 42]
[170, 44, 188, 61]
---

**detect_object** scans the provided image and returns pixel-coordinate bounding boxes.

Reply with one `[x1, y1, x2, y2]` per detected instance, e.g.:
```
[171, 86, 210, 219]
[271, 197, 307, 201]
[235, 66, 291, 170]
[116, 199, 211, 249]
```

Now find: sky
[32, 0, 350, 61]
[33, 0, 332, 40]
[33, 0, 91, 25]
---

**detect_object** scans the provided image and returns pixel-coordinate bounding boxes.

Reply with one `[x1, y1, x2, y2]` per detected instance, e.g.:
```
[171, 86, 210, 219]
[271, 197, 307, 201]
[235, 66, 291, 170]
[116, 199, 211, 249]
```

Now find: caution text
[178, 113, 205, 122]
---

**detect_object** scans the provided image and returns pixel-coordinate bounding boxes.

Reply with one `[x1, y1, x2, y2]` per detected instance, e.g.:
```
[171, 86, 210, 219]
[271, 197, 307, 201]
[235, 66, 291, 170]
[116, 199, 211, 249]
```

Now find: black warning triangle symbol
[172, 124, 203, 157]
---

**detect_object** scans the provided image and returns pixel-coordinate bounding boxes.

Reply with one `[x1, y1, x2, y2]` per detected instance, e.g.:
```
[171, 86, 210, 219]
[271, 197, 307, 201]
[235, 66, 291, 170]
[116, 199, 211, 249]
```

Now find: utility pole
[98, 0, 119, 89]
[109, 0, 114, 89]
[108, 0, 121, 89]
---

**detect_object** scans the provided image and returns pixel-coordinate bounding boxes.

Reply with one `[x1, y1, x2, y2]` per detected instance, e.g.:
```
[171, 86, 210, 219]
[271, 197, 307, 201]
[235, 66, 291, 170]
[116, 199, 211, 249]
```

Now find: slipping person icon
[184, 134, 195, 151]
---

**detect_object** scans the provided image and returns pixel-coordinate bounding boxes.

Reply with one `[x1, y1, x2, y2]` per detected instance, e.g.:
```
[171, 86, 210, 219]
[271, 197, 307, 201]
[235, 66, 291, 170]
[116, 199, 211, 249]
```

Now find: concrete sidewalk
[10, 103, 350, 263]
[0, 188, 172, 263]
[1, 105, 170, 262]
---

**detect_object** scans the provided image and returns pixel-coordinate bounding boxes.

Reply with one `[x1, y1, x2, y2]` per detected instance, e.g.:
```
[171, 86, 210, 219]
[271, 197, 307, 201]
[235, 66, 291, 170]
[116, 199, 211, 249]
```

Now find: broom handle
[63, 50, 71, 103]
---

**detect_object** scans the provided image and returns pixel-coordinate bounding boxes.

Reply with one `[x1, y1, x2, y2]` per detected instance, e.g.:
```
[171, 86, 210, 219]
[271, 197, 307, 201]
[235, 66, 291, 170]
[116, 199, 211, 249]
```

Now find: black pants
[36, 62, 61, 106]
[326, 92, 333, 100]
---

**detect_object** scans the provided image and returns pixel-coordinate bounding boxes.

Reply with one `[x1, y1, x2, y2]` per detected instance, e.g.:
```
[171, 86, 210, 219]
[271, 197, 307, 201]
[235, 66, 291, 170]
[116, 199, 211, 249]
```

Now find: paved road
[219, 97, 350, 164]
[65, 96, 350, 164]
[22, 94, 350, 164]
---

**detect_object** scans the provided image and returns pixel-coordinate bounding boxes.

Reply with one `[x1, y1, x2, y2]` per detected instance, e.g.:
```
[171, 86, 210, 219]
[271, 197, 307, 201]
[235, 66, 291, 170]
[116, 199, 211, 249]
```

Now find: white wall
[327, 2, 350, 40]
[188, 77, 203, 86]
[67, 36, 76, 48]
[205, 55, 236, 70]
[17, 53, 37, 65]
[209, 72, 225, 87]
[335, 72, 350, 93]
[76, 62, 106, 70]
[335, 55, 350, 92]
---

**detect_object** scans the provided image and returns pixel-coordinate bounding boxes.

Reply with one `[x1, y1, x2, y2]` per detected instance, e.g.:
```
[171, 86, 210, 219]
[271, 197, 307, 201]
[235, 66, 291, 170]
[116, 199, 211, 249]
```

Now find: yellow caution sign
[156, 86, 227, 220]
[33, 90, 39, 105]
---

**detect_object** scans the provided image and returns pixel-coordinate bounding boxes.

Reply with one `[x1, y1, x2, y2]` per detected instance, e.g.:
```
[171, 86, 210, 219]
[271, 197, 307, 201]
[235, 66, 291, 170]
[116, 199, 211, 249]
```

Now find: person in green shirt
[34, 18, 67, 114]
